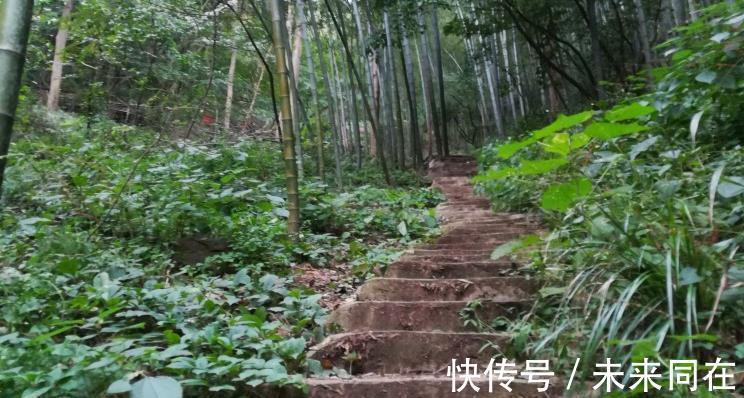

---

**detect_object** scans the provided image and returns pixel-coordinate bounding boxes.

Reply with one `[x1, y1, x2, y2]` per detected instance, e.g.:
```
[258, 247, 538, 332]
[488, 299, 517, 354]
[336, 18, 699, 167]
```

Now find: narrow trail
[308, 157, 552, 397]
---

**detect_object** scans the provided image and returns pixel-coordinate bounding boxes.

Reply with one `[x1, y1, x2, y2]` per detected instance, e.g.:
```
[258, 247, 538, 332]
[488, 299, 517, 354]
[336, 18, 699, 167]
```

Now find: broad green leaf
[277, 337, 305, 359]
[497, 137, 537, 159]
[717, 176, 744, 198]
[107, 380, 132, 394]
[605, 102, 656, 122]
[517, 158, 568, 175]
[584, 122, 649, 140]
[532, 111, 594, 139]
[540, 178, 593, 211]
[21, 387, 52, 398]
[472, 167, 516, 181]
[542, 133, 570, 156]
[490, 234, 541, 260]
[131, 376, 182, 398]
[695, 70, 716, 84]
[630, 136, 659, 160]
[397, 221, 408, 236]
[497, 111, 593, 159]
[679, 267, 702, 286]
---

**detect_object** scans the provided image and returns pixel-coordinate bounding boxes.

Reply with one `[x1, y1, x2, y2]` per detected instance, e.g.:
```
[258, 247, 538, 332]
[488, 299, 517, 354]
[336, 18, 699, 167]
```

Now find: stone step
[309, 331, 510, 375]
[386, 261, 518, 279]
[328, 300, 527, 332]
[357, 277, 535, 302]
[436, 233, 528, 244]
[308, 375, 564, 398]
[399, 254, 499, 263]
[419, 244, 503, 251]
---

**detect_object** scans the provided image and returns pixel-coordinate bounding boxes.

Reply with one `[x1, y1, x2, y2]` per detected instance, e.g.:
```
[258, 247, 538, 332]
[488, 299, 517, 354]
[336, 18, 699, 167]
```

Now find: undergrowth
[474, 2, 743, 395]
[0, 115, 442, 397]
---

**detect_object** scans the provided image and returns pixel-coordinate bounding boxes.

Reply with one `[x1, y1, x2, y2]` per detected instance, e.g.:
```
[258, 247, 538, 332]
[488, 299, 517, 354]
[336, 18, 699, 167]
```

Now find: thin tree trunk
[0, 0, 33, 199]
[309, 2, 342, 187]
[47, 0, 74, 111]
[269, 0, 300, 237]
[456, 3, 489, 143]
[296, 0, 323, 179]
[430, 8, 448, 156]
[417, 9, 441, 157]
[324, 0, 390, 184]
[633, 0, 655, 87]
[671, 0, 687, 25]
[586, 0, 604, 91]
[400, 19, 423, 169]
[224, 48, 237, 130]
[340, 0, 364, 168]
[414, 42, 434, 158]
[384, 11, 405, 168]
[242, 64, 264, 134]
[283, 4, 303, 179]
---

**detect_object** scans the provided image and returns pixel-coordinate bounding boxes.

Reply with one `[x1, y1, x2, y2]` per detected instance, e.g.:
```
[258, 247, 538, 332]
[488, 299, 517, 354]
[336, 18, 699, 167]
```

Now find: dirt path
[307, 157, 551, 397]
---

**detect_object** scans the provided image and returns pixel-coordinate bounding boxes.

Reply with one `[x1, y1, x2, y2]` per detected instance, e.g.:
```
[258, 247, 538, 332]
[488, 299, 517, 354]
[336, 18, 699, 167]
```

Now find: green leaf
[540, 178, 593, 212]
[131, 376, 182, 398]
[397, 221, 408, 236]
[717, 176, 744, 198]
[679, 267, 702, 286]
[490, 234, 541, 260]
[605, 102, 656, 122]
[497, 137, 537, 159]
[57, 257, 81, 274]
[107, 380, 132, 394]
[630, 136, 659, 160]
[533, 111, 594, 139]
[22, 387, 52, 398]
[517, 158, 568, 175]
[695, 70, 717, 84]
[496, 110, 593, 159]
[277, 337, 306, 360]
[584, 122, 649, 140]
[472, 167, 516, 181]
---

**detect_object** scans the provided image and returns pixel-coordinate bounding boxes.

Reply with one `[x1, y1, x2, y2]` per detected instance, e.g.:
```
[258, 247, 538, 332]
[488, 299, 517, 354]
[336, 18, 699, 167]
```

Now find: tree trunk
[47, 0, 74, 111]
[283, 4, 303, 179]
[417, 9, 441, 158]
[430, 8, 448, 156]
[671, 0, 687, 26]
[400, 19, 423, 169]
[586, 0, 604, 88]
[0, 0, 33, 200]
[384, 11, 405, 168]
[324, 0, 390, 185]
[309, 1, 342, 187]
[633, 0, 655, 87]
[224, 48, 237, 130]
[296, 0, 323, 179]
[269, 0, 300, 237]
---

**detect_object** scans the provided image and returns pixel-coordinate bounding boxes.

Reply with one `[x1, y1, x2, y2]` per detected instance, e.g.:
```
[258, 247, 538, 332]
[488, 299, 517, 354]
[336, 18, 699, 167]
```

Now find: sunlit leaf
[605, 102, 656, 122]
[584, 122, 649, 140]
[540, 178, 593, 211]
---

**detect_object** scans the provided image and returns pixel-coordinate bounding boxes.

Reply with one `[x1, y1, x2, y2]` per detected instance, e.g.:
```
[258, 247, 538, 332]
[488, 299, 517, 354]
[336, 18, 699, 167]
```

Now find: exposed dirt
[307, 157, 549, 397]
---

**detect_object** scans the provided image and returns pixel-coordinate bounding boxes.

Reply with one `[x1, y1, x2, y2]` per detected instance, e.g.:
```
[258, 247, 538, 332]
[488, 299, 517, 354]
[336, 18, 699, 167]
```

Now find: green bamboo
[0, 0, 34, 201]
[269, 0, 301, 237]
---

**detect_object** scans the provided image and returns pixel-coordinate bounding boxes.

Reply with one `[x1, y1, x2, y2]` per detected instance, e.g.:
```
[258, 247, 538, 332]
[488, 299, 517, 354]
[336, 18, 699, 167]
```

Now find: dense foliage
[475, 2, 743, 391]
[0, 114, 441, 397]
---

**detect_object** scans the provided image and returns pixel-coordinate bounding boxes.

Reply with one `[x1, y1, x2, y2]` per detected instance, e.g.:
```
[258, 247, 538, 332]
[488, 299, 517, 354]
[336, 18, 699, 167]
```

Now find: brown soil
[307, 157, 554, 397]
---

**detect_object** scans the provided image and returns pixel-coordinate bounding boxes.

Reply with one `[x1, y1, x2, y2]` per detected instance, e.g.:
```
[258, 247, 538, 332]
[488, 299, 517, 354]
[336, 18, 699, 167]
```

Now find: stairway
[307, 157, 553, 397]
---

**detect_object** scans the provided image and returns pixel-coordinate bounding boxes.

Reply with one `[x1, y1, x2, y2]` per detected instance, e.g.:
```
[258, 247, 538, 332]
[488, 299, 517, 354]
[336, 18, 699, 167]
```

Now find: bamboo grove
[0, 0, 725, 229]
